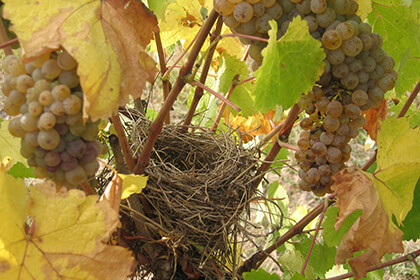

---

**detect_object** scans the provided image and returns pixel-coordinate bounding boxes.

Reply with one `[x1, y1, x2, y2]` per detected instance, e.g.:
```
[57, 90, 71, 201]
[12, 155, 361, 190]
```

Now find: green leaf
[215, 52, 258, 117]
[0, 120, 27, 167]
[289, 273, 306, 280]
[399, 178, 420, 240]
[147, 0, 173, 19]
[367, 0, 420, 98]
[254, 17, 325, 112]
[242, 268, 281, 280]
[278, 249, 316, 279]
[294, 237, 336, 278]
[372, 117, 420, 224]
[322, 207, 362, 247]
[8, 162, 34, 179]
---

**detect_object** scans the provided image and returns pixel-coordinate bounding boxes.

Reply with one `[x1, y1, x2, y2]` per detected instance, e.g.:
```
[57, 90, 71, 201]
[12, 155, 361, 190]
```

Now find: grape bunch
[1, 51, 101, 187]
[214, 0, 397, 195]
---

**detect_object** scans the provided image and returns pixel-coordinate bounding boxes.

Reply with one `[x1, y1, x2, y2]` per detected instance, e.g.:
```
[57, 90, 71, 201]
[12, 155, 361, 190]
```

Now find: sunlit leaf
[254, 18, 325, 112]
[0, 120, 27, 167]
[7, 162, 34, 179]
[3, 0, 158, 121]
[242, 268, 281, 280]
[398, 178, 420, 240]
[0, 175, 135, 279]
[119, 174, 148, 199]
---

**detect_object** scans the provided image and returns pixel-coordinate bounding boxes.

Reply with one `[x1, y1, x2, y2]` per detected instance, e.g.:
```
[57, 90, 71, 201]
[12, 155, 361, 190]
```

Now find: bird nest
[125, 117, 259, 279]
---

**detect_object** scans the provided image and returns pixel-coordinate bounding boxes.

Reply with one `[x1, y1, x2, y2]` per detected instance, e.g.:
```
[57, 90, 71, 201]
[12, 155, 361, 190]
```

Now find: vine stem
[188, 80, 241, 112]
[361, 78, 420, 171]
[182, 16, 223, 130]
[301, 200, 329, 275]
[154, 31, 171, 124]
[0, 19, 13, 55]
[322, 249, 420, 280]
[133, 9, 219, 174]
[110, 113, 135, 171]
[0, 38, 18, 51]
[238, 198, 334, 274]
[221, 33, 269, 43]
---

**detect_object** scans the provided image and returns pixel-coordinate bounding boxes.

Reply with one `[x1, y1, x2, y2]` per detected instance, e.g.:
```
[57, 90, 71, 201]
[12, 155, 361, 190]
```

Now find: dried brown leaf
[363, 98, 388, 141]
[331, 167, 404, 279]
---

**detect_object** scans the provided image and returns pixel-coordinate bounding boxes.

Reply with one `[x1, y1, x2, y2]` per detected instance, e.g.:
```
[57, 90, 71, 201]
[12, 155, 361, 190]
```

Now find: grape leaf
[356, 0, 373, 20]
[0, 120, 28, 167]
[322, 207, 362, 247]
[294, 237, 336, 278]
[278, 249, 316, 280]
[331, 167, 404, 279]
[398, 178, 420, 240]
[0, 172, 135, 279]
[242, 268, 281, 280]
[254, 17, 325, 112]
[7, 162, 34, 179]
[362, 98, 388, 141]
[3, 0, 158, 121]
[372, 116, 420, 224]
[120, 174, 148, 199]
[147, 0, 173, 19]
[367, 0, 420, 98]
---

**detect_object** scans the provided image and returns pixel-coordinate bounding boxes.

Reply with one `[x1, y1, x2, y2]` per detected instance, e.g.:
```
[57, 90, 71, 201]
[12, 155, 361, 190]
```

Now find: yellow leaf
[0, 121, 28, 167]
[332, 167, 403, 279]
[0, 173, 135, 279]
[372, 117, 420, 224]
[356, 0, 372, 20]
[3, 0, 158, 121]
[119, 174, 148, 199]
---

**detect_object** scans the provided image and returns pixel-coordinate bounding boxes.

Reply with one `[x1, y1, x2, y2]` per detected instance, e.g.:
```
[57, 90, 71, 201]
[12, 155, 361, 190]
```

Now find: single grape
[81, 160, 99, 176]
[332, 63, 349, 79]
[300, 118, 313, 130]
[351, 89, 368, 106]
[312, 142, 327, 156]
[65, 165, 87, 186]
[335, 21, 355, 41]
[81, 122, 99, 141]
[50, 101, 65, 116]
[44, 151, 62, 167]
[223, 14, 241, 28]
[342, 36, 363, 56]
[352, 115, 366, 127]
[381, 55, 395, 73]
[41, 59, 62, 80]
[326, 100, 343, 118]
[303, 15, 318, 32]
[340, 71, 359, 90]
[322, 30, 342, 50]
[28, 101, 43, 116]
[346, 122, 359, 138]
[368, 86, 385, 103]
[16, 74, 34, 93]
[377, 73, 396, 92]
[316, 8, 336, 28]
[63, 95, 82, 115]
[323, 115, 340, 132]
[33, 79, 52, 94]
[333, 0, 350, 14]
[362, 56, 376, 73]
[295, 149, 307, 162]
[8, 90, 26, 107]
[267, 3, 283, 19]
[34, 166, 49, 178]
[234, 2, 253, 22]
[65, 113, 83, 126]
[255, 14, 272, 33]
[326, 48, 345, 65]
[79, 142, 98, 163]
[298, 137, 310, 150]
[348, 59, 363, 72]
[66, 139, 87, 158]
[57, 51, 77, 71]
[38, 129, 60, 150]
[3, 98, 21, 116]
[38, 90, 54, 106]
[8, 117, 26, 138]
[326, 147, 342, 163]
[38, 112, 57, 130]
[306, 167, 321, 184]
[58, 70, 80, 88]
[320, 131, 334, 145]
[317, 96, 330, 112]
[24, 131, 39, 147]
[310, 0, 327, 14]
[296, 0, 311, 14]
[20, 113, 39, 132]
[344, 103, 361, 119]
[318, 164, 331, 176]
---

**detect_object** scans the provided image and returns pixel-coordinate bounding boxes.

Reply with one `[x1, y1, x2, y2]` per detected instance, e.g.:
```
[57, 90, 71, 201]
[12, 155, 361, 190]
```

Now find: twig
[238, 198, 334, 274]
[361, 78, 420, 171]
[109, 113, 135, 171]
[133, 9, 219, 175]
[301, 200, 328, 275]
[221, 33, 269, 43]
[108, 134, 130, 173]
[322, 249, 420, 280]
[154, 31, 171, 124]
[0, 19, 14, 55]
[0, 38, 18, 52]
[182, 16, 223, 130]
[189, 80, 241, 112]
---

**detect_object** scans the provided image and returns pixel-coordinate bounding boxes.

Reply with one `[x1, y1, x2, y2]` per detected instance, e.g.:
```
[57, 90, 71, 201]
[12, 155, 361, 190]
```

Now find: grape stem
[321, 249, 420, 280]
[182, 16, 224, 131]
[189, 80, 241, 112]
[301, 199, 329, 275]
[154, 30, 171, 124]
[222, 33, 269, 43]
[0, 38, 18, 52]
[362, 78, 420, 171]
[110, 113, 135, 171]
[133, 9, 219, 175]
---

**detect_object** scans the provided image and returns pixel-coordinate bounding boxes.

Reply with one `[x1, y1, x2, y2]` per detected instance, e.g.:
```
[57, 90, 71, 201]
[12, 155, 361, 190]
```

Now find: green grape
[300, 118, 313, 130]
[312, 142, 327, 156]
[362, 56, 376, 73]
[39, 90, 54, 106]
[326, 147, 342, 163]
[241, 19, 257, 35]
[33, 79, 52, 94]
[28, 101, 43, 116]
[368, 86, 385, 103]
[50, 101, 65, 116]
[336, 123, 349, 135]
[280, 20, 291, 34]
[249, 42, 265, 63]
[24, 131, 39, 147]
[8, 117, 26, 138]
[214, 0, 235, 16]
[351, 89, 368, 106]
[63, 95, 83, 115]
[332, 0, 350, 14]
[358, 71, 369, 84]
[38, 129, 60, 150]
[20, 113, 39, 132]
[65, 113, 83, 126]
[303, 15, 318, 32]
[8, 90, 26, 107]
[266, 3, 283, 19]
[3, 98, 21, 116]
[369, 64, 384, 81]
[234, 1, 254, 22]
[317, 96, 330, 112]
[20, 103, 29, 115]
[342, 36, 363, 56]
[358, 22, 372, 34]
[335, 21, 354, 40]
[41, 59, 62, 80]
[58, 70, 80, 88]
[346, 122, 359, 138]
[69, 124, 87, 136]
[65, 165, 87, 186]
[44, 151, 62, 167]
[326, 48, 345, 65]
[352, 115, 366, 127]
[332, 63, 349, 79]
[81, 122, 99, 141]
[316, 8, 336, 28]
[4, 55, 26, 76]
[57, 51, 77, 71]
[279, 0, 294, 13]
[52, 84, 71, 101]
[381, 55, 395, 73]
[371, 33, 383, 48]
[252, 3, 265, 17]
[340, 71, 359, 90]
[320, 131, 334, 145]
[306, 167, 321, 184]
[370, 47, 385, 63]
[298, 137, 310, 150]
[262, 0, 276, 7]
[377, 73, 396, 92]
[38, 112, 57, 130]
[348, 59, 362, 72]
[31, 68, 44, 81]
[323, 115, 340, 132]
[16, 74, 34, 93]
[310, 0, 327, 14]
[256, 14, 272, 33]
[24, 62, 37, 75]
[31, 53, 50, 68]
[318, 164, 331, 176]
[81, 160, 99, 176]
[20, 139, 35, 159]
[295, 149, 307, 161]
[360, 33, 374, 50]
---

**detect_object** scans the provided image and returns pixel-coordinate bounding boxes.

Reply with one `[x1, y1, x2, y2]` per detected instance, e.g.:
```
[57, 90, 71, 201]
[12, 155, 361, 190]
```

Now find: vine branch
[322, 249, 420, 280]
[133, 9, 219, 174]
[154, 30, 171, 124]
[110, 113, 135, 171]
